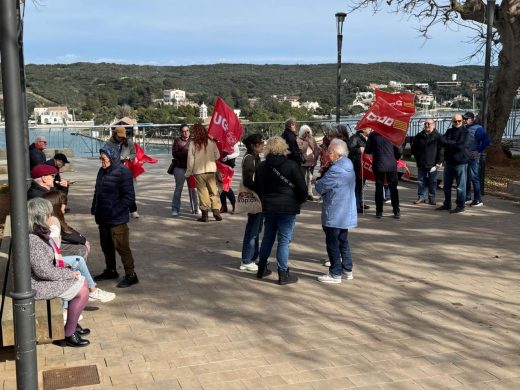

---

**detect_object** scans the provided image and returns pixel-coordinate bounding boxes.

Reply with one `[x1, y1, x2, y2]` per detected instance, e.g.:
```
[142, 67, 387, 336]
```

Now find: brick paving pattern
[1, 155, 519, 389]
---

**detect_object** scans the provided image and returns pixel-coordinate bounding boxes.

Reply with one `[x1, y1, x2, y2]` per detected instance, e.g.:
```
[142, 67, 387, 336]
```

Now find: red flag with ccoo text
[375, 90, 416, 114]
[208, 97, 243, 155]
[355, 98, 413, 147]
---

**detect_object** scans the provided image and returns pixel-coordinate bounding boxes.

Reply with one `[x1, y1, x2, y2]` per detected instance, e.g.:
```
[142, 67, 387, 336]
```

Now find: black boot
[256, 263, 272, 279]
[212, 209, 223, 221]
[75, 324, 90, 336]
[197, 209, 209, 222]
[278, 267, 298, 285]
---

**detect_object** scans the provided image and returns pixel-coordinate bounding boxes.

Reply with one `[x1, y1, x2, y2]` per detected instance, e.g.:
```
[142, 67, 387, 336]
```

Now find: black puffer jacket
[91, 147, 135, 227]
[411, 130, 443, 169]
[254, 154, 307, 214]
[365, 131, 402, 172]
[348, 132, 367, 177]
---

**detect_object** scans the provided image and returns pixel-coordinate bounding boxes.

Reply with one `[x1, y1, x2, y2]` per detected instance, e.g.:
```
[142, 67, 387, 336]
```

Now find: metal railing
[2, 110, 519, 157]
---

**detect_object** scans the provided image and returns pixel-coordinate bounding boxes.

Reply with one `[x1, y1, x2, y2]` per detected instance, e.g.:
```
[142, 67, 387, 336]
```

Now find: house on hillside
[34, 106, 73, 124]
[163, 89, 186, 105]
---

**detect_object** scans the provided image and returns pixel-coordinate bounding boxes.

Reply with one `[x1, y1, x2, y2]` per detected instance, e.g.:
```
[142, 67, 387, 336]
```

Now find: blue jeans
[466, 157, 481, 201]
[443, 163, 467, 210]
[258, 213, 296, 271]
[241, 213, 263, 264]
[172, 167, 199, 213]
[63, 256, 95, 289]
[417, 167, 438, 201]
[323, 226, 353, 277]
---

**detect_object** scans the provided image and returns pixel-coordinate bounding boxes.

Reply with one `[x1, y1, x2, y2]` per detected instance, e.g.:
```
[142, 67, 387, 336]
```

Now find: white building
[416, 94, 435, 106]
[199, 103, 208, 119]
[163, 89, 186, 104]
[302, 101, 321, 111]
[34, 106, 73, 124]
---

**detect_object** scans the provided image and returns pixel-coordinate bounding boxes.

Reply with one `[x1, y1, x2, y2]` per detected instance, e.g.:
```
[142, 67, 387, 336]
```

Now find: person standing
[171, 124, 199, 216]
[239, 134, 265, 273]
[254, 137, 307, 285]
[219, 142, 240, 213]
[296, 125, 320, 200]
[364, 131, 402, 219]
[281, 118, 305, 165]
[92, 147, 139, 288]
[411, 119, 443, 205]
[348, 127, 371, 213]
[463, 112, 491, 207]
[105, 127, 139, 218]
[186, 124, 222, 222]
[29, 136, 47, 169]
[436, 114, 469, 214]
[315, 138, 357, 283]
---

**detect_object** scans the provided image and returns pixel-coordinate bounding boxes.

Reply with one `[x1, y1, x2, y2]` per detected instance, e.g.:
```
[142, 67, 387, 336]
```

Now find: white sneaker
[63, 310, 83, 324]
[193, 209, 202, 215]
[323, 261, 331, 267]
[317, 273, 341, 284]
[89, 288, 116, 303]
[171, 211, 179, 216]
[343, 271, 354, 280]
[239, 262, 259, 272]
[131, 211, 140, 218]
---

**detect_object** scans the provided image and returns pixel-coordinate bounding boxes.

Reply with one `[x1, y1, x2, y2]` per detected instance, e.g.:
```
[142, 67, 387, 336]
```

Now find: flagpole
[361, 151, 365, 215]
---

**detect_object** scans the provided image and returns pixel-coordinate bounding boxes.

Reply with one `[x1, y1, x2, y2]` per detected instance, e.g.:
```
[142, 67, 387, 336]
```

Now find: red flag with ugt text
[216, 161, 234, 192]
[208, 97, 243, 155]
[375, 90, 416, 114]
[355, 98, 412, 147]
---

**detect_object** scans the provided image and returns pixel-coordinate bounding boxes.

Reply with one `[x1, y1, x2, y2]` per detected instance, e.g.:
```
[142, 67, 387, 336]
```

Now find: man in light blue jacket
[315, 138, 357, 283]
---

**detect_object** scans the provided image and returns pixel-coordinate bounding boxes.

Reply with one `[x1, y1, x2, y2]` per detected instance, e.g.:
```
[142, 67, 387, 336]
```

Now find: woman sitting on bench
[42, 190, 115, 303]
[27, 197, 91, 347]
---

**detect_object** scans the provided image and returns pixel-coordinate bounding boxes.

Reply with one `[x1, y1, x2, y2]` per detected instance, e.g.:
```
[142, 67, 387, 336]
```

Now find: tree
[348, 0, 520, 163]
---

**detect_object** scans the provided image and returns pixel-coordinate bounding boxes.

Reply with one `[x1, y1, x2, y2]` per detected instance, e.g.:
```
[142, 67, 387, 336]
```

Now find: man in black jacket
[348, 128, 371, 213]
[436, 114, 469, 214]
[281, 118, 304, 166]
[45, 153, 70, 193]
[29, 136, 47, 169]
[365, 131, 402, 219]
[411, 119, 443, 205]
[92, 147, 138, 288]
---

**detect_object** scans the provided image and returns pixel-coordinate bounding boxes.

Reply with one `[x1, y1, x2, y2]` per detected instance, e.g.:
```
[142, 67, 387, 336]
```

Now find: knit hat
[31, 164, 58, 179]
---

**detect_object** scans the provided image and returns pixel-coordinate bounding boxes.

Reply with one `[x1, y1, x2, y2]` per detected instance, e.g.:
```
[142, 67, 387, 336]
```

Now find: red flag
[216, 161, 234, 192]
[124, 143, 158, 178]
[375, 90, 416, 114]
[207, 97, 243, 155]
[355, 98, 412, 147]
[362, 153, 410, 183]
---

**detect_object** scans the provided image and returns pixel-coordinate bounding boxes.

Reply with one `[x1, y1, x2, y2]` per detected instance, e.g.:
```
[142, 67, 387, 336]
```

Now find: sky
[23, 0, 483, 67]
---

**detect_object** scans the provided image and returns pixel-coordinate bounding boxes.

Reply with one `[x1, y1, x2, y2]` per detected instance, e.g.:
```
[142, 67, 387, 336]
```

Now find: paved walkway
[1, 155, 520, 389]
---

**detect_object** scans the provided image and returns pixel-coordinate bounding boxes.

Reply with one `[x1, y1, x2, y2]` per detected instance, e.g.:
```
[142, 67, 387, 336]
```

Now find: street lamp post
[480, 0, 496, 196]
[335, 12, 346, 124]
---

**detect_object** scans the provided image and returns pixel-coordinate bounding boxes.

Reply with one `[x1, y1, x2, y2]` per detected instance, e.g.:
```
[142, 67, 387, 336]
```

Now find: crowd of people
[23, 111, 490, 347]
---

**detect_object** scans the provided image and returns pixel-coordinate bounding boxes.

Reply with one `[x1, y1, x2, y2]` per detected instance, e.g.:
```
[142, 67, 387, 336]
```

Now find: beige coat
[186, 139, 220, 176]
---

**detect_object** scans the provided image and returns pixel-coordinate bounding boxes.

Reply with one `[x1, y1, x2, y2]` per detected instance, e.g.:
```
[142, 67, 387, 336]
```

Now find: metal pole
[336, 33, 343, 124]
[0, 0, 39, 389]
[480, 0, 495, 196]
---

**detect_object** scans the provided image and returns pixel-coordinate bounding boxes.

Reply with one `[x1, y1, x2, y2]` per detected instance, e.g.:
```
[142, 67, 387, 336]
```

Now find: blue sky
[24, 0, 480, 66]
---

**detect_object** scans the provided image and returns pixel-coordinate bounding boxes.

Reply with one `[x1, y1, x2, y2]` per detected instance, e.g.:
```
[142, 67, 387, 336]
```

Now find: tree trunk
[486, 13, 520, 165]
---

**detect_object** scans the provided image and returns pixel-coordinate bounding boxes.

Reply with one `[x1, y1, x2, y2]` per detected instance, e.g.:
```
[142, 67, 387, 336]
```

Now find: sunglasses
[452, 120, 463, 123]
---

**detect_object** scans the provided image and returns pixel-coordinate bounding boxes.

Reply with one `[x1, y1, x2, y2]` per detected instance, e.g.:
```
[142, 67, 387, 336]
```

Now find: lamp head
[335, 12, 347, 35]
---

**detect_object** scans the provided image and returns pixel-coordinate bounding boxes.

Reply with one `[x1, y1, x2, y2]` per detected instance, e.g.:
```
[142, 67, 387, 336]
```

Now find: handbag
[167, 159, 177, 175]
[236, 181, 262, 214]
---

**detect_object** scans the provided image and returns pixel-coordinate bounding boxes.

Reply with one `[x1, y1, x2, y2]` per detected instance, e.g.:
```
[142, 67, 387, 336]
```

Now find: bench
[1, 216, 64, 347]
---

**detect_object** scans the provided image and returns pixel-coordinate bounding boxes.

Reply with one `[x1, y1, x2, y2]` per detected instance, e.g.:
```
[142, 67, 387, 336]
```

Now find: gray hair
[329, 138, 348, 157]
[285, 117, 296, 128]
[299, 125, 313, 137]
[27, 198, 52, 231]
[34, 136, 45, 143]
